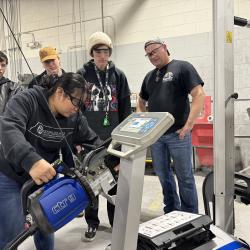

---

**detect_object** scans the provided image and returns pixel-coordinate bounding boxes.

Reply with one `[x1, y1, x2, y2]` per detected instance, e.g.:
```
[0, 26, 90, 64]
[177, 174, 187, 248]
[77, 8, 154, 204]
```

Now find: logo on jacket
[29, 122, 73, 142]
[162, 72, 174, 82]
[37, 125, 43, 134]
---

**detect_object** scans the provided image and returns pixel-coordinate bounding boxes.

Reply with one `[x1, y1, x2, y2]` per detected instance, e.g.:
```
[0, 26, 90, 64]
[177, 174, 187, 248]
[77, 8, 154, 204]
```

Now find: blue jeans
[0, 172, 54, 250]
[151, 132, 198, 214]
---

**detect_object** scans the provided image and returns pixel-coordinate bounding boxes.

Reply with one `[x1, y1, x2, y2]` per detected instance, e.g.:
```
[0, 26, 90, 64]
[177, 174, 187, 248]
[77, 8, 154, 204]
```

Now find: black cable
[3, 224, 37, 250]
[1, 7, 83, 168]
[0, 7, 37, 82]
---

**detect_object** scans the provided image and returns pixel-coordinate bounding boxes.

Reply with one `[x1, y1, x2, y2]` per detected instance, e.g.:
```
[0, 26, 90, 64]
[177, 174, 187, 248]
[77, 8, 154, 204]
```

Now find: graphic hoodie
[77, 60, 131, 168]
[77, 60, 131, 141]
[0, 86, 101, 184]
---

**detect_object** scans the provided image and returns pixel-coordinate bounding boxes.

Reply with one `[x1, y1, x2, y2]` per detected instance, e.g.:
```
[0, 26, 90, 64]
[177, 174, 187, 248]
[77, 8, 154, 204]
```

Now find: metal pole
[213, 0, 235, 233]
[101, 0, 104, 32]
[111, 146, 147, 250]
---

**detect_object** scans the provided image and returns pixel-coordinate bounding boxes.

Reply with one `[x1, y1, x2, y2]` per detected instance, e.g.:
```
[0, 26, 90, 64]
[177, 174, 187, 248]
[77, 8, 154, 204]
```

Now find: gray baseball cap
[144, 38, 164, 49]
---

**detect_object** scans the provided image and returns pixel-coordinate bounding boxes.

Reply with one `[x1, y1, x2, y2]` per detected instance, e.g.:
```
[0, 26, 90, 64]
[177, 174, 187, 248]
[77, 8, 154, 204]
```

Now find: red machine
[192, 96, 213, 168]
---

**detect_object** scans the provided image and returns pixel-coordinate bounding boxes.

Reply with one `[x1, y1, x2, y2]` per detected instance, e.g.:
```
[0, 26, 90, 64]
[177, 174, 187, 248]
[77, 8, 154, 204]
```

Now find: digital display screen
[120, 118, 158, 134]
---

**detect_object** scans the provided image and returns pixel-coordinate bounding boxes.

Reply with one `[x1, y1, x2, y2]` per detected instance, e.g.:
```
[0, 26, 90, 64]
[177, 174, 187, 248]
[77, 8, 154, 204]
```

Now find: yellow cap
[39, 47, 59, 62]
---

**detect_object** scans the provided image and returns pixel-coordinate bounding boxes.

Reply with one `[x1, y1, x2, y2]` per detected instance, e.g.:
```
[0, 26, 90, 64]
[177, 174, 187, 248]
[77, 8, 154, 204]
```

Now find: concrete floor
[19, 170, 250, 250]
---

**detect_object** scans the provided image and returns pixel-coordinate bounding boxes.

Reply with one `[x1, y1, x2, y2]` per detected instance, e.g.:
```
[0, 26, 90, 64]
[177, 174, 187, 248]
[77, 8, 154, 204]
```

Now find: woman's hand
[29, 159, 57, 185]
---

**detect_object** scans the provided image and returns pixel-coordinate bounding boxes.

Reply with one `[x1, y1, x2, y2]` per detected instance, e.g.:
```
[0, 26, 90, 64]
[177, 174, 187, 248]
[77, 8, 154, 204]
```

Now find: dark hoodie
[0, 86, 101, 185]
[0, 76, 22, 115]
[28, 69, 66, 89]
[77, 60, 131, 141]
[77, 60, 131, 168]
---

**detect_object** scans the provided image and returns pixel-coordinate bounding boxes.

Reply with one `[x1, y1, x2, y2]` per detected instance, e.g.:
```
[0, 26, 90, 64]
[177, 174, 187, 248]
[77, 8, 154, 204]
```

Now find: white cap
[88, 31, 113, 56]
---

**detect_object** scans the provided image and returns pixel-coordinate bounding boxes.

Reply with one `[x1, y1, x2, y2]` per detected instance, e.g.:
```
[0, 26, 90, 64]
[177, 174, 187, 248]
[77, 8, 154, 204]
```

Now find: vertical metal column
[111, 146, 147, 250]
[213, 0, 235, 233]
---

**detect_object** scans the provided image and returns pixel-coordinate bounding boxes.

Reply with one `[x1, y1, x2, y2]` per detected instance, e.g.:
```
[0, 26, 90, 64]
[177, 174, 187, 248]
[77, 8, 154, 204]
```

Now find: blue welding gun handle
[21, 159, 72, 215]
[3, 224, 37, 250]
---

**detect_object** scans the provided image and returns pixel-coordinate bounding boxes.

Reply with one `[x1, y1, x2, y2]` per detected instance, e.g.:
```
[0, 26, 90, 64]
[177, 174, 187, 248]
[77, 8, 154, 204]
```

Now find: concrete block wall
[114, 32, 214, 94]
[1, 0, 250, 167]
[11, 0, 214, 75]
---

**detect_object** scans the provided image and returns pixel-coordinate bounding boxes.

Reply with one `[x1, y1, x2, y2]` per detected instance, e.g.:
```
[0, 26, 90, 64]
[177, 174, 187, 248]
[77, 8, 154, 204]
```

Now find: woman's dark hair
[42, 72, 86, 96]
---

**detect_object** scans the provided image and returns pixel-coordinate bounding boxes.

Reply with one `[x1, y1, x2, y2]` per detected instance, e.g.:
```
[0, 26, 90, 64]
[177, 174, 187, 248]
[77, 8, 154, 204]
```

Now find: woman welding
[0, 72, 101, 250]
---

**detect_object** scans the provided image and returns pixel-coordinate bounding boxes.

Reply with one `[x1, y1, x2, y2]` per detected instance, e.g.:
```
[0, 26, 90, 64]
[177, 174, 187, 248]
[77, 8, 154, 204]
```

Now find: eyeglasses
[66, 92, 86, 111]
[145, 45, 163, 58]
[93, 48, 110, 55]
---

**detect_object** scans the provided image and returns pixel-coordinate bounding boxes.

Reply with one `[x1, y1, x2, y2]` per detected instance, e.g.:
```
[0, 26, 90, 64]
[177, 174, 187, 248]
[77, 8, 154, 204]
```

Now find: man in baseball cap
[137, 36, 205, 216]
[28, 46, 63, 88]
[39, 47, 59, 62]
[144, 38, 170, 55]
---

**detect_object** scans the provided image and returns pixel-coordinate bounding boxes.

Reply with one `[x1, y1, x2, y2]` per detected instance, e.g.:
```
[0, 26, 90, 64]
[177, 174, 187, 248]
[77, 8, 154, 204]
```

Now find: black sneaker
[82, 225, 97, 242]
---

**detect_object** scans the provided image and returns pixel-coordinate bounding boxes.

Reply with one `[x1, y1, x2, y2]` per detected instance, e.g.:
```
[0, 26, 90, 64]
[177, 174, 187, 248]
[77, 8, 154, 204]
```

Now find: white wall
[1, 0, 250, 167]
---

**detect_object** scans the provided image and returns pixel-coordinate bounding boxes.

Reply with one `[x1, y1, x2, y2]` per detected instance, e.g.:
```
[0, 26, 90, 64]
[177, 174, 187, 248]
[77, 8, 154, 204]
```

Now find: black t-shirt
[139, 59, 204, 133]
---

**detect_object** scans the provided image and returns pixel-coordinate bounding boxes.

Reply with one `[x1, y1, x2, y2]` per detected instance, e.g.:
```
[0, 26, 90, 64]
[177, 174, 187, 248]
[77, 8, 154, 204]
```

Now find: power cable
[0, 7, 36, 79]
[0, 6, 83, 168]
